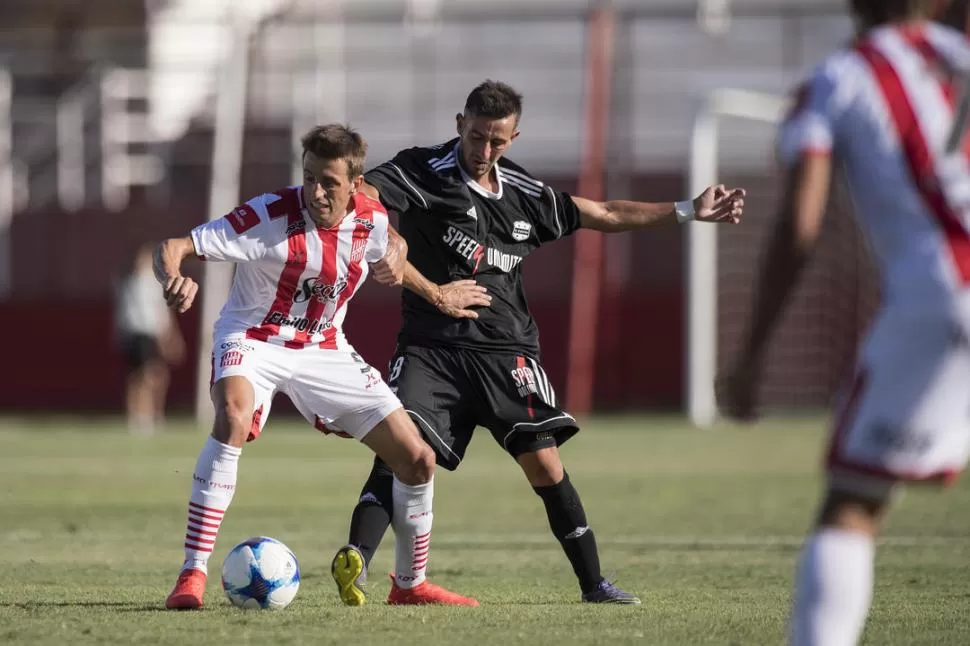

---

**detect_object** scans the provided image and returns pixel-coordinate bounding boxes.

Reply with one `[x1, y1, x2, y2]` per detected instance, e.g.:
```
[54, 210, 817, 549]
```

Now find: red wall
[0, 290, 683, 413]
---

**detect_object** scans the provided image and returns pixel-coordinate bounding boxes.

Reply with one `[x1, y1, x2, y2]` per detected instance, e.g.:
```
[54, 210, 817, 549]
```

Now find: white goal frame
[686, 88, 791, 429]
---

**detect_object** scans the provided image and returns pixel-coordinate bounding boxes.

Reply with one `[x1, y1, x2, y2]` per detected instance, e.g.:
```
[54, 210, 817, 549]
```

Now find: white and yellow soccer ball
[221, 536, 300, 610]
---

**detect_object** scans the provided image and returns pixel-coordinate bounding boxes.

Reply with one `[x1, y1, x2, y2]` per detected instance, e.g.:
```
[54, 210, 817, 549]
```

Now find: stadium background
[0, 0, 937, 416]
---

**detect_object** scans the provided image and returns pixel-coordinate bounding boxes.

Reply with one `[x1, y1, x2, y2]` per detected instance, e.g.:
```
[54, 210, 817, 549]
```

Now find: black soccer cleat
[582, 579, 642, 605]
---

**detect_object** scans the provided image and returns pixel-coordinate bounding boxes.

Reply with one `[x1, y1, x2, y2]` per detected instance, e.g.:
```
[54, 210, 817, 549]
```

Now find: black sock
[347, 456, 394, 568]
[533, 471, 603, 594]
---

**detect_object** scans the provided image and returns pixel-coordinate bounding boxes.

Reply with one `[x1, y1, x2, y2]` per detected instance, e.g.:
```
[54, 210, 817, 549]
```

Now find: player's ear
[455, 113, 464, 136]
[350, 175, 364, 193]
[510, 128, 521, 142]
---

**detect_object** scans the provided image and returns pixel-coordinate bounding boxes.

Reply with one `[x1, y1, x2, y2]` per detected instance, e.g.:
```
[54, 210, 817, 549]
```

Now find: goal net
[687, 89, 879, 427]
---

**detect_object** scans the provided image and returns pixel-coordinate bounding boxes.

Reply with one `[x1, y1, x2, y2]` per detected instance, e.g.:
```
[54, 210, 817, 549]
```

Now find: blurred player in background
[115, 243, 186, 435]
[721, 1, 970, 644]
[154, 124, 477, 609]
[330, 80, 745, 606]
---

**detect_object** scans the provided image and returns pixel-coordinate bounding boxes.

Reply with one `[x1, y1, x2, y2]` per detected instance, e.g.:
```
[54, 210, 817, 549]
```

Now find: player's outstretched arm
[152, 236, 199, 314]
[718, 154, 831, 420]
[572, 185, 745, 232]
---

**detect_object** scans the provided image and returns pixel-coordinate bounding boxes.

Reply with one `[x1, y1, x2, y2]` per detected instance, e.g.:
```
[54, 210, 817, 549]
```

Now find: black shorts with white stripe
[386, 344, 580, 471]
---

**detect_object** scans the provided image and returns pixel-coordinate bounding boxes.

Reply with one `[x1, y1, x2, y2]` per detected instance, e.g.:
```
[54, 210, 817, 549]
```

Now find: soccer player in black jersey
[330, 80, 745, 606]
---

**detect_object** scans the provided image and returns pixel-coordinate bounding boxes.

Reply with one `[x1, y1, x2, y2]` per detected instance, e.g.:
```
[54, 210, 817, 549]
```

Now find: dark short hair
[850, 0, 935, 25]
[300, 124, 367, 178]
[463, 80, 523, 121]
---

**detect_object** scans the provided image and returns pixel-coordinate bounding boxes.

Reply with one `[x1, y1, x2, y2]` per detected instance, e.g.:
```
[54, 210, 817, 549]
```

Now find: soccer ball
[221, 536, 300, 609]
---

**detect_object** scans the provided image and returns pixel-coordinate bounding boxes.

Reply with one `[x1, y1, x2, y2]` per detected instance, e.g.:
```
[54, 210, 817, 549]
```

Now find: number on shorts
[349, 352, 370, 375]
[388, 356, 405, 384]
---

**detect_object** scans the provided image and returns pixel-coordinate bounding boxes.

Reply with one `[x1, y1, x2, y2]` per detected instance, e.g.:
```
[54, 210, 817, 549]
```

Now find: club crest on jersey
[511, 220, 532, 242]
[351, 238, 368, 263]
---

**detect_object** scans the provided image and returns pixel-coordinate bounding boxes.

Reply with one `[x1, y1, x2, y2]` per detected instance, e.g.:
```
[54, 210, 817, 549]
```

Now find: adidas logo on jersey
[466, 206, 477, 220]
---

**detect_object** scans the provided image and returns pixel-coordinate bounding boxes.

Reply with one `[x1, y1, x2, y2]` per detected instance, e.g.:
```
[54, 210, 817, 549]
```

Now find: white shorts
[827, 302, 970, 498]
[211, 335, 402, 442]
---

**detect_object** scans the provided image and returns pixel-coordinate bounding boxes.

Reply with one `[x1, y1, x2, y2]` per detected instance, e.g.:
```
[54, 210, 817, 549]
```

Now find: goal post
[194, 22, 254, 426]
[686, 88, 791, 429]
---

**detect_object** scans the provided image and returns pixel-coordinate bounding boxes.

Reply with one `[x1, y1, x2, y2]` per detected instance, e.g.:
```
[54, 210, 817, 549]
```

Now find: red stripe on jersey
[289, 225, 340, 348]
[516, 355, 535, 418]
[900, 28, 970, 162]
[856, 39, 970, 284]
[320, 195, 379, 349]
[246, 209, 308, 342]
[267, 186, 301, 220]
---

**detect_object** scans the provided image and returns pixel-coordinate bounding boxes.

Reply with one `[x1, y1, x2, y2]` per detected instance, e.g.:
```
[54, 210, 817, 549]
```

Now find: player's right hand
[164, 275, 199, 314]
[435, 280, 492, 319]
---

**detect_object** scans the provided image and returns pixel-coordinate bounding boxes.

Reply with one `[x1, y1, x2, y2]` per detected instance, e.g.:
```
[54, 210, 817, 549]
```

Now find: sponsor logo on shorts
[510, 366, 539, 398]
[365, 372, 381, 390]
[220, 351, 243, 367]
[535, 431, 554, 442]
[220, 341, 253, 352]
[867, 422, 932, 455]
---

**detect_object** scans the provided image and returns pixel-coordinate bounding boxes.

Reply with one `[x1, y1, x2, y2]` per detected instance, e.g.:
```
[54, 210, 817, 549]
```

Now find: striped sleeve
[777, 60, 848, 167]
[191, 196, 270, 262]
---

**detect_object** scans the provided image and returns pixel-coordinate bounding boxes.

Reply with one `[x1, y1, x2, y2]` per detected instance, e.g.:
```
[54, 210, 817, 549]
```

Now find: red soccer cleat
[165, 568, 207, 610]
[386, 574, 479, 606]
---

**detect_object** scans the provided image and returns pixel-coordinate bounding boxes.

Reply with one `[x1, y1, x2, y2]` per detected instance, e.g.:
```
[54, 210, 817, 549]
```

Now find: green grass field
[1, 415, 969, 645]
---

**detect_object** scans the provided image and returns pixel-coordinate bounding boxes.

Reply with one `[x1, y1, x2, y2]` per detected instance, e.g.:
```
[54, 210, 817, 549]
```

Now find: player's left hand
[694, 185, 745, 224]
[371, 235, 407, 286]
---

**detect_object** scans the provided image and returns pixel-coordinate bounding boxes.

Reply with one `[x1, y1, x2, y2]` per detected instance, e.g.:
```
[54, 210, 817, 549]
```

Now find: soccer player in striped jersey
[330, 81, 745, 606]
[155, 124, 477, 609]
[721, 2, 970, 643]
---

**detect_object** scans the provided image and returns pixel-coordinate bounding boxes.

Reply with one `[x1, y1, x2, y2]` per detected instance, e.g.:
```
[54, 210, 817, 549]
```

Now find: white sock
[391, 475, 433, 589]
[181, 436, 241, 574]
[789, 528, 874, 646]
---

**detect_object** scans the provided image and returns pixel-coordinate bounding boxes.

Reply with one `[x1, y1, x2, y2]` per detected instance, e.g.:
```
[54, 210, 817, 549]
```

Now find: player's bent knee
[361, 408, 435, 485]
[816, 481, 894, 536]
[516, 445, 564, 487]
[211, 377, 255, 447]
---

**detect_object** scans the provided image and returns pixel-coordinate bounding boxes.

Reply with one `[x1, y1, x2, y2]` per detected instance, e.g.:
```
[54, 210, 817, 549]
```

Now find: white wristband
[674, 200, 695, 224]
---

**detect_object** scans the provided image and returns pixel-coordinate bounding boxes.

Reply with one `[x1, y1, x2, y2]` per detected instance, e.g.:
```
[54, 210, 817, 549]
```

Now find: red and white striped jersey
[191, 186, 389, 350]
[779, 22, 970, 307]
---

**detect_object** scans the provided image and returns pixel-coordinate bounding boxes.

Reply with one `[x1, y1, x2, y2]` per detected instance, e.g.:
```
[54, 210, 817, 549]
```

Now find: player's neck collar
[456, 143, 504, 200]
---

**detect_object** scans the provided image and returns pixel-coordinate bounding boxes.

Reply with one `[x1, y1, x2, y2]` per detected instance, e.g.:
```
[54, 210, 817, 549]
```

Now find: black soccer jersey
[365, 138, 582, 356]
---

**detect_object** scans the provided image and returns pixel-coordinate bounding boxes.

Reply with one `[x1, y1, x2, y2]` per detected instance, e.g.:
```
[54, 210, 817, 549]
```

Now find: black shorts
[388, 345, 579, 471]
[120, 333, 159, 371]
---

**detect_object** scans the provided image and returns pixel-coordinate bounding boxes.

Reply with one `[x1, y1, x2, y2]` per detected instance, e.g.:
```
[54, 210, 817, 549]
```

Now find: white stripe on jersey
[502, 174, 543, 198]
[386, 162, 429, 208]
[546, 186, 563, 239]
[502, 167, 544, 188]
[429, 150, 456, 171]
[876, 29, 970, 235]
